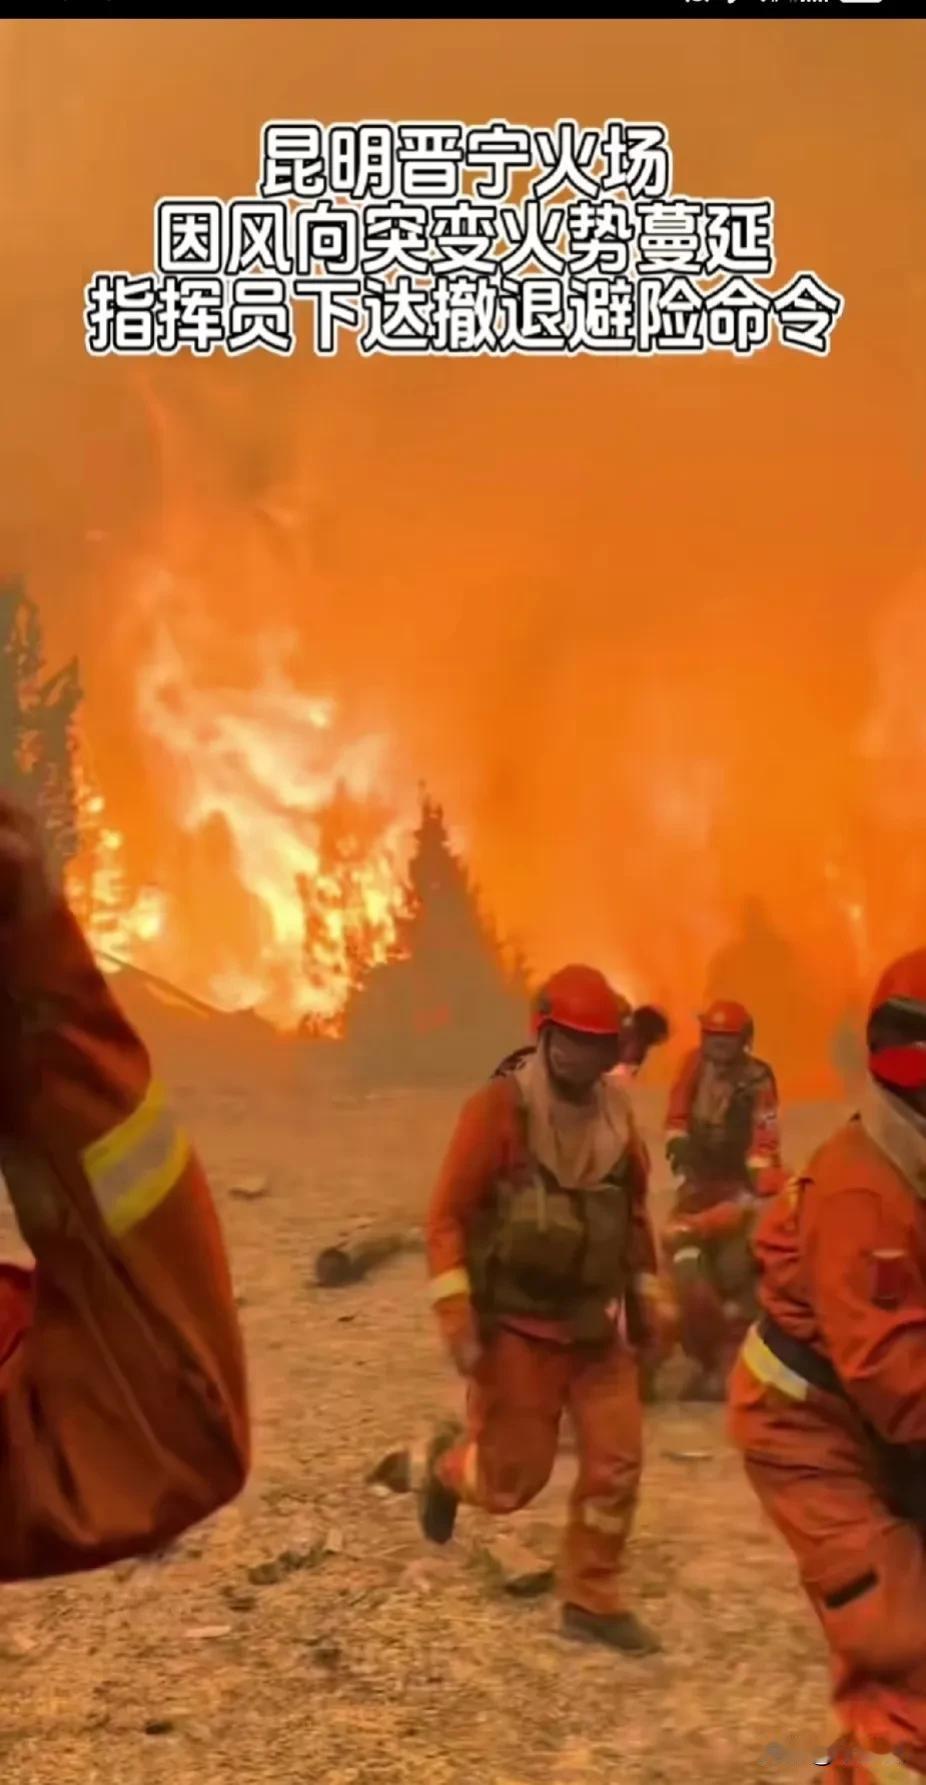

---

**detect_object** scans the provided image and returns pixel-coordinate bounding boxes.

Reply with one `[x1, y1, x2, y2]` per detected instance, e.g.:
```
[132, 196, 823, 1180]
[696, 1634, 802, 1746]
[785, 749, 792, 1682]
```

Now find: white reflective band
[674, 1247, 702, 1264]
[428, 1267, 471, 1305]
[741, 1323, 809, 1403]
[81, 1080, 191, 1238]
[665, 1129, 686, 1143]
[582, 1498, 630, 1536]
[863, 1753, 923, 1784]
[747, 1155, 769, 1172]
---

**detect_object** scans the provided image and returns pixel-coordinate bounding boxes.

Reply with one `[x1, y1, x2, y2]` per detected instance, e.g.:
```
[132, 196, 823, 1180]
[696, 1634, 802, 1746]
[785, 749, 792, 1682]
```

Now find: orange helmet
[699, 999, 752, 1039]
[531, 964, 631, 1038]
[867, 949, 926, 1091]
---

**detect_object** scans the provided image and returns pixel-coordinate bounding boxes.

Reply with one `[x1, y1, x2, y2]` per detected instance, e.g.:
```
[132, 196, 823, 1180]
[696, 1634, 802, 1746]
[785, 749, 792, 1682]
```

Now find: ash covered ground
[0, 1010, 854, 1785]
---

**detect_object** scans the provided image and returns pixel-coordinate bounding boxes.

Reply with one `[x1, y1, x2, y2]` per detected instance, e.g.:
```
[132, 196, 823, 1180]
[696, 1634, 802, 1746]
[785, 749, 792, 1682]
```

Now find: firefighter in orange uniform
[728, 951, 926, 1784]
[661, 999, 783, 1400]
[417, 964, 677, 1654]
[0, 796, 249, 1580]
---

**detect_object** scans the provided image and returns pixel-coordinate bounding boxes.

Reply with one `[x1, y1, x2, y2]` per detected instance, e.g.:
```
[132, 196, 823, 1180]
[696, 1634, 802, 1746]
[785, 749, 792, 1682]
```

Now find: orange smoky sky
[0, 19, 922, 1088]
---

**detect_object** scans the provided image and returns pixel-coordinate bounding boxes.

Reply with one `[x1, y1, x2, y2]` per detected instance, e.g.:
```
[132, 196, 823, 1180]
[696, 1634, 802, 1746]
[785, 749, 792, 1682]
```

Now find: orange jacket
[426, 1075, 660, 1345]
[749, 1109, 926, 1445]
[0, 894, 249, 1581]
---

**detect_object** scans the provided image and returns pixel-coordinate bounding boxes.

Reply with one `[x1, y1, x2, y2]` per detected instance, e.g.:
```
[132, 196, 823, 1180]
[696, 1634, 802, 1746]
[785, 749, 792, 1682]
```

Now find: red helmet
[867, 950, 926, 1091]
[531, 964, 631, 1038]
[700, 999, 752, 1038]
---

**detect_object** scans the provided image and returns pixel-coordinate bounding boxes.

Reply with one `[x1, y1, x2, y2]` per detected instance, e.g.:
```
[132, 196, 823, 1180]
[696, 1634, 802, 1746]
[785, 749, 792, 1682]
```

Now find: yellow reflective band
[428, 1267, 471, 1305]
[81, 1080, 191, 1239]
[741, 1323, 809, 1402]
[461, 1441, 479, 1501]
[747, 1156, 768, 1171]
[864, 1753, 923, 1784]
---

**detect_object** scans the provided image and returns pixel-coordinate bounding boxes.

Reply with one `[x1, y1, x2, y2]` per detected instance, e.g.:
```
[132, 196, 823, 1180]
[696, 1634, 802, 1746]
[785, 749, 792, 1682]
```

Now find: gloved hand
[751, 1164, 791, 1199]
[627, 1274, 680, 1364]
[666, 1136, 692, 1178]
[434, 1294, 482, 1378]
[667, 1200, 751, 1246]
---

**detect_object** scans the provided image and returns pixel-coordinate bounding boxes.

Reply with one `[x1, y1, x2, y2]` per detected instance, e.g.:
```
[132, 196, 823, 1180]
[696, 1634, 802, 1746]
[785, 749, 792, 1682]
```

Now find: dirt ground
[0, 1034, 858, 1785]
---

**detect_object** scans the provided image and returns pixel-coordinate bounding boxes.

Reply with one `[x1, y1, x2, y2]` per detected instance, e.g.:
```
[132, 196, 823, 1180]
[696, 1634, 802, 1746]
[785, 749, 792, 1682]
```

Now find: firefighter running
[0, 795, 249, 1580]
[728, 951, 926, 1785]
[660, 998, 784, 1401]
[418, 964, 677, 1654]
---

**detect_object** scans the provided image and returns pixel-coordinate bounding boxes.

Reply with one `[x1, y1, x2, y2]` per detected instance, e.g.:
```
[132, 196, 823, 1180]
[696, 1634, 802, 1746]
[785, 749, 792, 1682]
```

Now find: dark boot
[414, 1421, 463, 1546]
[638, 1360, 660, 1404]
[561, 1602, 662, 1655]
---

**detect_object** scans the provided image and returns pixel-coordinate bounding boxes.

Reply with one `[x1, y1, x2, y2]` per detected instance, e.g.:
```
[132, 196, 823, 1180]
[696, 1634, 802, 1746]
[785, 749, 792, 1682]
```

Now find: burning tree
[341, 792, 531, 1086]
[0, 578, 81, 877]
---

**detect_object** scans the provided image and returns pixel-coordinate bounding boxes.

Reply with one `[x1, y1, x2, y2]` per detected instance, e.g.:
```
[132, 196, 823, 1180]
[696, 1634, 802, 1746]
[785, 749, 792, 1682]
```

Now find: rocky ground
[0, 1030, 857, 1785]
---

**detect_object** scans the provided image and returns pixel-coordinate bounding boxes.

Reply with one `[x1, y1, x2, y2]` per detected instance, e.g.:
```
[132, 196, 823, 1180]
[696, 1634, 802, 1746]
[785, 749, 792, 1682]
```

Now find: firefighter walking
[728, 950, 926, 1784]
[661, 999, 783, 1400]
[417, 964, 677, 1654]
[0, 795, 249, 1580]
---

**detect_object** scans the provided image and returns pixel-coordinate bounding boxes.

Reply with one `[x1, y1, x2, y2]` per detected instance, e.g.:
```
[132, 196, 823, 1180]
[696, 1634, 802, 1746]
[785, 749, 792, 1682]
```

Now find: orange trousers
[436, 1325, 642, 1616]
[728, 1354, 926, 1782]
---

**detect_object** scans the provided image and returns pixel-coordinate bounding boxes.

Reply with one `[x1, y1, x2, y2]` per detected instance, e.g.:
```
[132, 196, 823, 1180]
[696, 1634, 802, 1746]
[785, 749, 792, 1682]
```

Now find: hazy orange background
[0, 20, 922, 1088]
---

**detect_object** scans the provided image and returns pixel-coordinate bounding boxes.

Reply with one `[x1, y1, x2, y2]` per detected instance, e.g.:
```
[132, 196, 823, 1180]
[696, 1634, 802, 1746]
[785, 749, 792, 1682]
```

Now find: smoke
[0, 19, 923, 1084]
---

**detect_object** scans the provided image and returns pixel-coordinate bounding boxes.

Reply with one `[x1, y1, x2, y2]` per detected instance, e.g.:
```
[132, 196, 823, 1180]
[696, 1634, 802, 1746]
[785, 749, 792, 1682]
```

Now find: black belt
[759, 1314, 926, 1525]
[757, 1313, 845, 1399]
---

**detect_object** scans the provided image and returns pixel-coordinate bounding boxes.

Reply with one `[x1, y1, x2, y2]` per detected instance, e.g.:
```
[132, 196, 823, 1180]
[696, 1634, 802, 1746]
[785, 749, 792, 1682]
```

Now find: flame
[99, 572, 414, 1031]
[65, 758, 167, 964]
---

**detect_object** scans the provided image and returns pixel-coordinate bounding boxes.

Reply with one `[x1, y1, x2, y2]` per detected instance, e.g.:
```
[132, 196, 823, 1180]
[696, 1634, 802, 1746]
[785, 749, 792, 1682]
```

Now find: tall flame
[66, 756, 167, 964]
[107, 572, 414, 1030]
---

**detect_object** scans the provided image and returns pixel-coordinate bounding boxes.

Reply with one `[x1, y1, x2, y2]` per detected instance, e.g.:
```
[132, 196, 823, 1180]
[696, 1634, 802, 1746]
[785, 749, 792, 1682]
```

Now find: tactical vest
[688, 1061, 773, 1179]
[466, 1078, 635, 1345]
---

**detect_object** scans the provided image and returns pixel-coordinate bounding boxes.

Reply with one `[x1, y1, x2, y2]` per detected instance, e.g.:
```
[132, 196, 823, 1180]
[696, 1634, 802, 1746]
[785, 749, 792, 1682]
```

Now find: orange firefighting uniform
[728, 1085, 926, 1784]
[0, 889, 249, 1580]
[425, 1072, 667, 1616]
[664, 1048, 781, 1374]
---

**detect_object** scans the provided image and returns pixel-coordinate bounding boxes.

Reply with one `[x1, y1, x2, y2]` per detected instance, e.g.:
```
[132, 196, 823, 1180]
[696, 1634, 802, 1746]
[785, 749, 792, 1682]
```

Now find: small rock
[324, 1527, 344, 1555]
[247, 1560, 284, 1587]
[222, 1587, 257, 1613]
[477, 1534, 555, 1598]
[229, 1175, 269, 1201]
[247, 1534, 323, 1587]
[370, 1483, 391, 1500]
[184, 1624, 232, 1641]
[663, 1450, 713, 1463]
[144, 1718, 176, 1737]
[308, 1636, 340, 1669]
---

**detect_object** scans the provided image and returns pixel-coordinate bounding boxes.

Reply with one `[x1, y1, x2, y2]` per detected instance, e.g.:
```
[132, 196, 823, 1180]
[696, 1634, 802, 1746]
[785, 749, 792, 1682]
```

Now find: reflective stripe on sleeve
[747, 1154, 770, 1172]
[741, 1322, 809, 1403]
[81, 1080, 191, 1238]
[428, 1267, 471, 1305]
[673, 1246, 702, 1264]
[665, 1129, 687, 1144]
